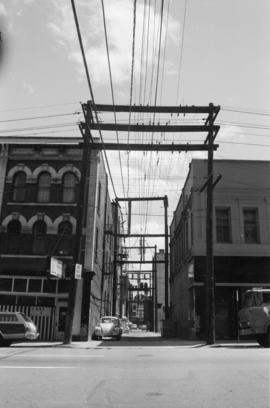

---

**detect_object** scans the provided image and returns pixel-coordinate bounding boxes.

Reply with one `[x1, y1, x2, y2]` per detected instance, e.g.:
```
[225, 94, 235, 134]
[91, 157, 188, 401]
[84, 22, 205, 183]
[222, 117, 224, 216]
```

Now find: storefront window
[0, 278, 12, 291]
[13, 278, 27, 292]
[28, 279, 42, 293]
[43, 279, 57, 293]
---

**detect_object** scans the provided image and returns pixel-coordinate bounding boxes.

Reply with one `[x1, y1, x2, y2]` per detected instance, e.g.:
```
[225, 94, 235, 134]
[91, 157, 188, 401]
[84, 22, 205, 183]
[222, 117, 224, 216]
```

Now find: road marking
[0, 366, 77, 369]
[0, 354, 104, 358]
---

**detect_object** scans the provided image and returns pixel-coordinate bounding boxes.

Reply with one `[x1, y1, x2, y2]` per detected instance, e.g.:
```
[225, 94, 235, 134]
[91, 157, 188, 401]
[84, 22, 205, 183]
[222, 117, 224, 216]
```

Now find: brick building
[170, 159, 270, 340]
[0, 140, 116, 341]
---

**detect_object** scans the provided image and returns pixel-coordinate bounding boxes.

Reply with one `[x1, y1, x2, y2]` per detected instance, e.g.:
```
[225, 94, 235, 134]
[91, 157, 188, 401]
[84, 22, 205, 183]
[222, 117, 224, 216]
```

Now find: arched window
[62, 172, 76, 203]
[57, 221, 73, 255]
[33, 220, 47, 254]
[37, 172, 51, 203]
[13, 171, 26, 202]
[7, 220, 22, 253]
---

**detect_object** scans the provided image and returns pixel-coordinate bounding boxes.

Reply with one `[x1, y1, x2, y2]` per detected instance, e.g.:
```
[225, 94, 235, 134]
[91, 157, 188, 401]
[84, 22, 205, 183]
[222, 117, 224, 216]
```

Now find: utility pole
[206, 103, 215, 345]
[63, 105, 93, 345]
[83, 101, 220, 339]
[154, 245, 158, 332]
[164, 195, 169, 318]
[63, 130, 91, 344]
[112, 200, 118, 316]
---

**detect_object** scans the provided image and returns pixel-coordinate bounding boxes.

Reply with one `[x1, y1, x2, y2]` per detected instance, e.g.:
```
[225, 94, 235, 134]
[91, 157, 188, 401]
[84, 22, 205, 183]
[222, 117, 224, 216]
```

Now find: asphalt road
[0, 332, 269, 408]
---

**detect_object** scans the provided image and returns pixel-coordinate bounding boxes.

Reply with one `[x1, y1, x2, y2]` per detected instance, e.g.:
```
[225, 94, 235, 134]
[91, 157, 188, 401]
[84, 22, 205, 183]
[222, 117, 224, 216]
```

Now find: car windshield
[243, 291, 270, 307]
[101, 317, 117, 324]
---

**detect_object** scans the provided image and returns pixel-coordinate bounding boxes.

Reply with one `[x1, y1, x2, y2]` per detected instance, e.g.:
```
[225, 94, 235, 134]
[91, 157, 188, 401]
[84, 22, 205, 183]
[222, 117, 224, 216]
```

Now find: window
[0, 278, 12, 291]
[62, 172, 76, 203]
[57, 221, 73, 255]
[13, 278, 27, 292]
[36, 297, 55, 307]
[0, 314, 18, 322]
[7, 220, 22, 253]
[37, 172, 51, 202]
[28, 279, 42, 293]
[243, 208, 260, 243]
[17, 296, 36, 306]
[58, 280, 70, 293]
[216, 208, 231, 243]
[13, 171, 26, 202]
[43, 279, 57, 293]
[33, 220, 47, 254]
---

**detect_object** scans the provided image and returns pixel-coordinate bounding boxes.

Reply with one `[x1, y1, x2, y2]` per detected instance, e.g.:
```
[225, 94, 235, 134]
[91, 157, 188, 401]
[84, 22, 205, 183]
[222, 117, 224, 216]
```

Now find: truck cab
[238, 288, 270, 347]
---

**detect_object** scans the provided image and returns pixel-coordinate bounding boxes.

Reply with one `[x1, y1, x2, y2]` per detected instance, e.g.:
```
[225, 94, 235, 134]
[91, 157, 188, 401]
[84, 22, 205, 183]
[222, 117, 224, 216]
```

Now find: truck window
[262, 293, 270, 304]
[243, 293, 254, 307]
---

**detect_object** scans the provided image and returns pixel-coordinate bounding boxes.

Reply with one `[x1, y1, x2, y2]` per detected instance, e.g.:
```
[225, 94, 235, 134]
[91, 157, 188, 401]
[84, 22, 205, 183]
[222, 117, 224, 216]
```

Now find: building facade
[0, 141, 116, 341]
[170, 159, 270, 340]
[152, 249, 166, 333]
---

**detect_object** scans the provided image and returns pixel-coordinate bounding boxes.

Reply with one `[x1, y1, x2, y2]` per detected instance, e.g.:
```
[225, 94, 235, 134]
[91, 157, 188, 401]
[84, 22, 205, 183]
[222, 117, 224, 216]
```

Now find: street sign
[75, 263, 82, 279]
[50, 257, 63, 278]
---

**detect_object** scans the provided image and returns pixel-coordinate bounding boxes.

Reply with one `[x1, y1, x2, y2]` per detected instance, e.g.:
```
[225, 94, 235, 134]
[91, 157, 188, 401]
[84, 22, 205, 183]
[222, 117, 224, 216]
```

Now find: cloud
[47, 0, 180, 87]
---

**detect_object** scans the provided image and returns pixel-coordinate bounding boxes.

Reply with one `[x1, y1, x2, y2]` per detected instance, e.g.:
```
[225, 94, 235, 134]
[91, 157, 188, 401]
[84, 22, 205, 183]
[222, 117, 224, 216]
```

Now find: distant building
[152, 249, 166, 333]
[0, 140, 117, 341]
[170, 159, 270, 340]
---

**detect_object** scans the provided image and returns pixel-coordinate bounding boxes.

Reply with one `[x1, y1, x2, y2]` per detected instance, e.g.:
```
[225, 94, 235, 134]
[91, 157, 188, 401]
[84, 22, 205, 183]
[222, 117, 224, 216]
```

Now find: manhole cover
[146, 392, 163, 397]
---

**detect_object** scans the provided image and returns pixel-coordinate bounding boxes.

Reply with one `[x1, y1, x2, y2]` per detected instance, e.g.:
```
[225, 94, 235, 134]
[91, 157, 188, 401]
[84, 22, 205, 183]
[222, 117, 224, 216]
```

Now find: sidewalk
[11, 338, 259, 349]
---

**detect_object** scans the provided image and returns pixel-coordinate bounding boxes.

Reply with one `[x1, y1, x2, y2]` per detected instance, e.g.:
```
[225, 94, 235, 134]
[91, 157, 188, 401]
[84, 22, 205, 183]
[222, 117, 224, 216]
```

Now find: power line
[127, 0, 138, 197]
[217, 120, 270, 130]
[0, 101, 81, 113]
[0, 122, 78, 133]
[0, 111, 81, 123]
[70, 0, 117, 197]
[144, 0, 165, 235]
[101, 0, 126, 200]
[221, 106, 270, 116]
[176, 0, 188, 105]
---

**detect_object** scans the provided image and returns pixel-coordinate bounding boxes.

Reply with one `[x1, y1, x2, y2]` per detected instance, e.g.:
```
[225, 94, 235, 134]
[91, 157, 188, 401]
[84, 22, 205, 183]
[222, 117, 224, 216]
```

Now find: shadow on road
[95, 331, 203, 348]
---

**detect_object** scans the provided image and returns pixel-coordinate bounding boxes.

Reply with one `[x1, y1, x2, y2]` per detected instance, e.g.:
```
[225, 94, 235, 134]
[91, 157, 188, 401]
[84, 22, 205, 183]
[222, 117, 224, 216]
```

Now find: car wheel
[0, 336, 12, 347]
[265, 328, 270, 348]
[256, 335, 267, 347]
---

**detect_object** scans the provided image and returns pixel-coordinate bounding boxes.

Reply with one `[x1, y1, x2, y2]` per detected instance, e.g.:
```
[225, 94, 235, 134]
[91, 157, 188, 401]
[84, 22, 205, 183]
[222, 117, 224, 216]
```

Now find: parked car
[92, 316, 122, 340]
[0, 311, 39, 346]
[139, 324, 147, 331]
[239, 288, 270, 347]
[130, 323, 138, 330]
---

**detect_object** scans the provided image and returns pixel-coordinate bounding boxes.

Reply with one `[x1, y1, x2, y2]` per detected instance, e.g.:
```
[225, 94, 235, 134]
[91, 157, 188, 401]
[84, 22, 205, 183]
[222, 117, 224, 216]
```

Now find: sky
[0, 0, 270, 262]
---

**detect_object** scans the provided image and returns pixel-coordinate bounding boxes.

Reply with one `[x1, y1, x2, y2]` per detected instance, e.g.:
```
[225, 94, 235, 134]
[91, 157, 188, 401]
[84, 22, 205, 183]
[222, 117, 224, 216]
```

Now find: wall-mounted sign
[50, 257, 64, 278]
[75, 263, 82, 280]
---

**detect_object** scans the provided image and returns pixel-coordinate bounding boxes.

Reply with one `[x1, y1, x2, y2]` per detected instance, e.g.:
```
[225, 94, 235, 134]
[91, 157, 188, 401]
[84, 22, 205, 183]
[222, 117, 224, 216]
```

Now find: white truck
[238, 288, 270, 347]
